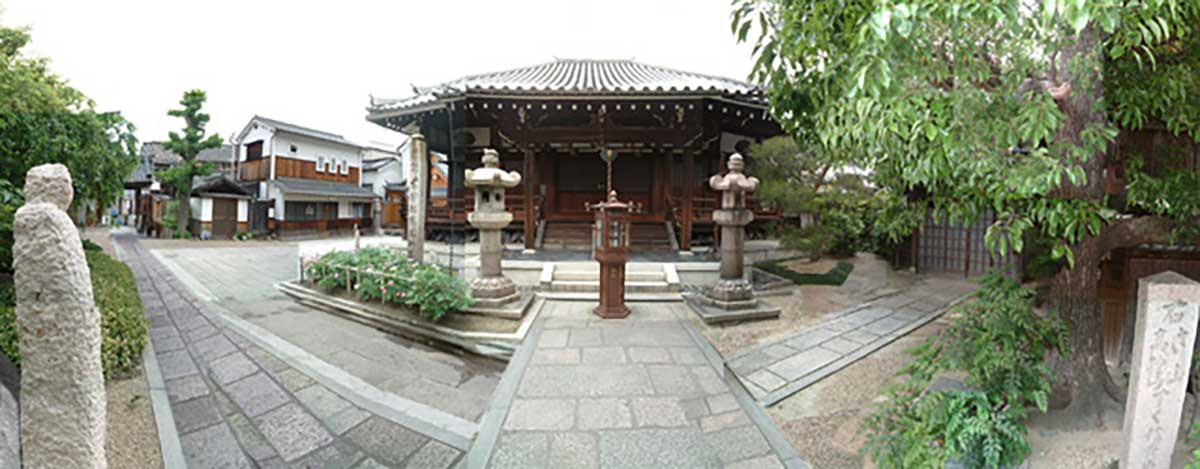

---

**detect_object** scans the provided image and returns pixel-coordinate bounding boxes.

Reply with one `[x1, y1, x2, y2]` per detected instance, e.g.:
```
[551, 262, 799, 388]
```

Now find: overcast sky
[2, 0, 758, 148]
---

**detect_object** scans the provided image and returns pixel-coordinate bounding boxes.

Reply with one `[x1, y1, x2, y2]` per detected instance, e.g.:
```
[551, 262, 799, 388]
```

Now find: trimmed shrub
[81, 239, 103, 252]
[754, 257, 854, 286]
[0, 250, 148, 380]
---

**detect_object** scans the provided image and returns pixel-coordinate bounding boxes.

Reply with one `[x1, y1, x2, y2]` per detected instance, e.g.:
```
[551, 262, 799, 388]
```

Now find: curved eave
[366, 89, 770, 128]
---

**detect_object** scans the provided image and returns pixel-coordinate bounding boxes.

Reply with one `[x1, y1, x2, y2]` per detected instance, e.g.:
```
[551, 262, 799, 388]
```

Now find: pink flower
[400, 291, 407, 298]
[388, 280, 395, 286]
[382, 287, 388, 294]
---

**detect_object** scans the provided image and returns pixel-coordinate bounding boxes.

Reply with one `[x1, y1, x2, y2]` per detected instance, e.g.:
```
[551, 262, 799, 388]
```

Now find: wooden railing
[239, 158, 270, 181]
[385, 191, 542, 227]
[666, 196, 781, 225]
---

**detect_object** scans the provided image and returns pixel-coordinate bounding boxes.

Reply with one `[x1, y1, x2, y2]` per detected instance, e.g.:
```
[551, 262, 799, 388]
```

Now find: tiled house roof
[368, 58, 766, 115]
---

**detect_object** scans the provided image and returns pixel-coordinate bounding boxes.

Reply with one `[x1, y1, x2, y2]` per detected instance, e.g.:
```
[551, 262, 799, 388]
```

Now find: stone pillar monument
[462, 149, 533, 318]
[13, 164, 107, 468]
[1121, 271, 1200, 468]
[684, 154, 780, 323]
[407, 133, 429, 263]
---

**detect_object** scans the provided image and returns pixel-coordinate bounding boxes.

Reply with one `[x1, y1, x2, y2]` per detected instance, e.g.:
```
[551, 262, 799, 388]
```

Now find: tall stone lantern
[685, 153, 781, 323]
[463, 149, 531, 316]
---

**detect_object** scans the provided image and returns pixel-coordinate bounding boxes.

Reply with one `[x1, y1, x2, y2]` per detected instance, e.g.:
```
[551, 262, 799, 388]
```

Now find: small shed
[190, 174, 252, 238]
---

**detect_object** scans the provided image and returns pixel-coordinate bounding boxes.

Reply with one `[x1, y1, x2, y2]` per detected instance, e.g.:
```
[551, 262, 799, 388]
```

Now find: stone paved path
[476, 300, 804, 468]
[153, 245, 503, 423]
[728, 279, 977, 406]
[116, 233, 465, 468]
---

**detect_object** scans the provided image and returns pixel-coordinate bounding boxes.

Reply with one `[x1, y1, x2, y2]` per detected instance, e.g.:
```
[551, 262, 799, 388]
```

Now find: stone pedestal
[686, 154, 780, 324]
[13, 164, 107, 467]
[1121, 271, 1200, 468]
[463, 149, 534, 318]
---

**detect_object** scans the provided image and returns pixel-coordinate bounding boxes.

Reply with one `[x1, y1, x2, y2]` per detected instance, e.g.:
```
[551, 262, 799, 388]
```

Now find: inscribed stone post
[1121, 271, 1200, 468]
[13, 164, 107, 468]
[408, 133, 428, 263]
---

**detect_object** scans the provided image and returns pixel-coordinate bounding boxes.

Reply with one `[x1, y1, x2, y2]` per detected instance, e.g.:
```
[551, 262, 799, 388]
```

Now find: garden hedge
[753, 257, 854, 286]
[0, 249, 148, 380]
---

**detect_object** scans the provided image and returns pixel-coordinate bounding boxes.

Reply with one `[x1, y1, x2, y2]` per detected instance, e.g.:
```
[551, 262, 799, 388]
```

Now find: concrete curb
[757, 292, 975, 407]
[464, 301, 552, 468]
[211, 305, 480, 451]
[141, 340, 187, 469]
[674, 303, 809, 468]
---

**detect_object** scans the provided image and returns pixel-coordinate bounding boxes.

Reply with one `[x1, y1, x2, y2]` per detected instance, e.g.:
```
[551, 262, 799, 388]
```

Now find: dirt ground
[701, 251, 1200, 468]
[700, 253, 917, 356]
[106, 367, 162, 468]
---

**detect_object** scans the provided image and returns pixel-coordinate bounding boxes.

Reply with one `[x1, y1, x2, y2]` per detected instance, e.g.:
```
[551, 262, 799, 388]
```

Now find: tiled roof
[362, 158, 397, 171]
[140, 142, 233, 166]
[273, 178, 378, 199]
[252, 116, 364, 148]
[368, 58, 765, 115]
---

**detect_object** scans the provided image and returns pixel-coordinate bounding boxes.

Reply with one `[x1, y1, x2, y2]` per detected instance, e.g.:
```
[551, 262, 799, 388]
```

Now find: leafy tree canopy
[734, 0, 1200, 265]
[0, 21, 138, 271]
[158, 89, 222, 235]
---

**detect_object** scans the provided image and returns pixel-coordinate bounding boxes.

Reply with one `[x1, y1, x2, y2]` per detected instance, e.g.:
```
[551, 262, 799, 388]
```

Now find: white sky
[2, 0, 757, 148]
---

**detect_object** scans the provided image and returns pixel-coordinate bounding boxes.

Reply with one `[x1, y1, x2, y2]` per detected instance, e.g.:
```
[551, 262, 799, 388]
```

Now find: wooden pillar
[681, 151, 695, 251]
[523, 147, 536, 249]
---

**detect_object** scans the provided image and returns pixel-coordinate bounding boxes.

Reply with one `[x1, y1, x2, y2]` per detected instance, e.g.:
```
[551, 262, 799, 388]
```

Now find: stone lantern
[589, 190, 634, 319]
[685, 153, 780, 323]
[463, 149, 531, 316]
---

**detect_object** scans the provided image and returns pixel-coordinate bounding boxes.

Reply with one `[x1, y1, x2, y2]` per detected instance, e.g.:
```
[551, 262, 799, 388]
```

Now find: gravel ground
[105, 366, 162, 468]
[766, 316, 951, 469]
[699, 252, 916, 356]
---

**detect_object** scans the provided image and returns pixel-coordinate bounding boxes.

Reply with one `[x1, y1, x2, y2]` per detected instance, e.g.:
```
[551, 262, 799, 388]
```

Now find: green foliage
[162, 200, 179, 232]
[732, 0, 1200, 269]
[754, 258, 854, 286]
[863, 272, 1069, 467]
[160, 89, 223, 232]
[0, 22, 137, 269]
[86, 250, 148, 379]
[305, 247, 474, 321]
[1126, 157, 1200, 245]
[752, 137, 909, 260]
[0, 250, 147, 379]
[81, 238, 103, 252]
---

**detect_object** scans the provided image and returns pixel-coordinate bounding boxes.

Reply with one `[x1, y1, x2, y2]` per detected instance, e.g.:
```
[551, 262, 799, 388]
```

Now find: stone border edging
[209, 303, 480, 451]
[674, 303, 809, 468]
[756, 292, 974, 407]
[463, 301, 553, 468]
[140, 339, 187, 469]
[114, 237, 187, 469]
[276, 281, 541, 358]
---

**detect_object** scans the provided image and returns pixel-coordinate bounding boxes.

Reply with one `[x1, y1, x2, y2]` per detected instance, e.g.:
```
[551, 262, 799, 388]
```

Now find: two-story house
[234, 116, 378, 238]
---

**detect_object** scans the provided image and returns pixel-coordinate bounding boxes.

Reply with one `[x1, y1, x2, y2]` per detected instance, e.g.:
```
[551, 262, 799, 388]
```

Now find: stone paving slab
[727, 281, 976, 406]
[476, 301, 799, 468]
[115, 233, 465, 468]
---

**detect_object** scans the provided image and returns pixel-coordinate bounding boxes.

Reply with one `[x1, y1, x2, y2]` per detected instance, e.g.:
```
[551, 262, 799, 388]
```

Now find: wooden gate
[915, 210, 1019, 277]
[211, 198, 238, 238]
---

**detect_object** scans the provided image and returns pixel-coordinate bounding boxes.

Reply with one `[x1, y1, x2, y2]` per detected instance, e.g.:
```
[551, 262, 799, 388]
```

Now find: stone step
[548, 280, 676, 293]
[553, 270, 666, 282]
[538, 291, 683, 302]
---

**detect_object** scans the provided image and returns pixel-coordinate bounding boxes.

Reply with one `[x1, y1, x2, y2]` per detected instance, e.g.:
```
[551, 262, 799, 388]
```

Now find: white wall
[363, 159, 403, 197]
[238, 124, 274, 162]
[188, 197, 214, 222]
[273, 133, 362, 173]
[237, 200, 248, 222]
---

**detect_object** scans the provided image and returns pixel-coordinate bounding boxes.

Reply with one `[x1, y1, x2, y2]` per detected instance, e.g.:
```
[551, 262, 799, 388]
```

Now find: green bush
[81, 239, 103, 252]
[754, 257, 854, 286]
[0, 250, 147, 379]
[306, 247, 473, 321]
[863, 272, 1068, 468]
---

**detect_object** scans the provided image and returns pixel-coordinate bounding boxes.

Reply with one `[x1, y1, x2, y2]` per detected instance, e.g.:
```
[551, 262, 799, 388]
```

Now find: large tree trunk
[176, 187, 190, 236]
[1042, 23, 1121, 424]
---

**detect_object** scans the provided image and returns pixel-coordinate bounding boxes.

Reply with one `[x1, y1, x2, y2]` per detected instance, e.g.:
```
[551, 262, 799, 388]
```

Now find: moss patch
[754, 257, 855, 286]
